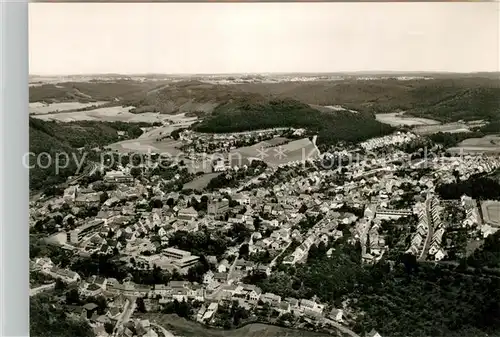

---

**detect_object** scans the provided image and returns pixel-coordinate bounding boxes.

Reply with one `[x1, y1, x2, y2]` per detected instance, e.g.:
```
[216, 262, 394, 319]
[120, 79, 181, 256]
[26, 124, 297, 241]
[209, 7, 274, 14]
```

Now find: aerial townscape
[27, 4, 500, 337]
[28, 71, 500, 337]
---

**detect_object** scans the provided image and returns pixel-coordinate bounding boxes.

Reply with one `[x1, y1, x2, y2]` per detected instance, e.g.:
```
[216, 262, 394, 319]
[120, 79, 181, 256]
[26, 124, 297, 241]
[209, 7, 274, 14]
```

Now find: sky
[29, 3, 499, 75]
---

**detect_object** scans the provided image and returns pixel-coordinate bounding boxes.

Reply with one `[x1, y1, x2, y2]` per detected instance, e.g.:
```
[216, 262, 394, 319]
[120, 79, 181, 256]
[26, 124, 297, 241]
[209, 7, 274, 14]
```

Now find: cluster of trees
[160, 299, 196, 318]
[213, 301, 251, 329]
[429, 132, 483, 148]
[436, 174, 500, 200]
[193, 99, 394, 147]
[30, 295, 94, 337]
[409, 87, 500, 123]
[29, 117, 153, 191]
[252, 234, 500, 337]
[168, 229, 231, 260]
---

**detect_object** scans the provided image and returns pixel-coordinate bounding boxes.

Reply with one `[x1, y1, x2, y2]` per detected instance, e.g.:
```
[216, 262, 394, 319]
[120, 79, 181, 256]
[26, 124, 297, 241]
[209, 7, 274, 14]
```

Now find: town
[29, 126, 500, 337]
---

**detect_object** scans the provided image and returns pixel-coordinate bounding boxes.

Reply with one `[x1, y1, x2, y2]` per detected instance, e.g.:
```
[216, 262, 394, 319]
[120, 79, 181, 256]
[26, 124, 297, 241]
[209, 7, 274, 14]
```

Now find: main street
[113, 297, 137, 337]
[419, 193, 435, 261]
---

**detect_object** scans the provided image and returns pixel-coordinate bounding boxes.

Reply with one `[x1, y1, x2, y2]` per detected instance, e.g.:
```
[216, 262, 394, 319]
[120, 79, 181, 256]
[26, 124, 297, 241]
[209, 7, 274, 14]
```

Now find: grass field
[32, 106, 171, 123]
[29, 101, 109, 115]
[183, 172, 221, 190]
[375, 113, 440, 127]
[229, 137, 320, 167]
[137, 313, 332, 337]
[481, 201, 500, 227]
[412, 122, 472, 135]
[448, 135, 500, 154]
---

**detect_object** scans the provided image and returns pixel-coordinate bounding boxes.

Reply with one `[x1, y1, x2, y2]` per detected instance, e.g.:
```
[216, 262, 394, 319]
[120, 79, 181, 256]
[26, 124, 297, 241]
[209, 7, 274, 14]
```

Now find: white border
[1, 1, 29, 336]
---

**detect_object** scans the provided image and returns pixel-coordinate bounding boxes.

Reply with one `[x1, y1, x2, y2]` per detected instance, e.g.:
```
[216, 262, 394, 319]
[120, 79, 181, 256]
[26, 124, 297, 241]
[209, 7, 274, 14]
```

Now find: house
[188, 285, 205, 302]
[75, 193, 102, 208]
[362, 253, 376, 265]
[202, 302, 218, 322]
[299, 299, 324, 314]
[366, 329, 383, 337]
[197, 304, 207, 322]
[84, 283, 103, 297]
[234, 284, 262, 302]
[217, 260, 230, 273]
[104, 170, 134, 185]
[260, 293, 281, 306]
[329, 308, 344, 322]
[34, 257, 54, 272]
[48, 267, 81, 283]
[203, 270, 214, 285]
[256, 264, 271, 276]
[235, 259, 255, 272]
[177, 207, 199, 222]
[172, 288, 188, 302]
[153, 284, 171, 297]
[434, 249, 446, 261]
[105, 307, 122, 320]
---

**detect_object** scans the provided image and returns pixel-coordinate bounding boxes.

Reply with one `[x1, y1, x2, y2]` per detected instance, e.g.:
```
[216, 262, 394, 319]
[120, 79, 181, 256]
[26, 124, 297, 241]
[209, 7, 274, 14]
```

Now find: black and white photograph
[26, 2, 499, 337]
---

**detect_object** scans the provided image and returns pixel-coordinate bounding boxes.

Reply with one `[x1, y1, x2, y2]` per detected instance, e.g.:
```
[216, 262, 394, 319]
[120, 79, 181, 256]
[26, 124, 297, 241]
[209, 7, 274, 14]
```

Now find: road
[269, 241, 292, 267]
[323, 318, 361, 337]
[227, 241, 249, 282]
[29, 162, 98, 203]
[113, 297, 136, 337]
[418, 194, 435, 261]
[30, 282, 56, 297]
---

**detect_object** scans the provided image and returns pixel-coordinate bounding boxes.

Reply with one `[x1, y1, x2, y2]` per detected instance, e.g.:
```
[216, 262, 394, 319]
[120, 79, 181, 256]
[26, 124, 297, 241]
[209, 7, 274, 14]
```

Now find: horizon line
[29, 70, 500, 77]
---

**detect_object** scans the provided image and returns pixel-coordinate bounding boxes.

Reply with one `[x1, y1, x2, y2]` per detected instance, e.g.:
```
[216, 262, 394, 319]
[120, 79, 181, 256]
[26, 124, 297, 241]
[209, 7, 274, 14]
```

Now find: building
[104, 171, 134, 185]
[260, 293, 281, 306]
[74, 193, 101, 207]
[329, 308, 344, 322]
[163, 247, 192, 260]
[47, 267, 80, 283]
[66, 220, 104, 244]
[366, 329, 383, 337]
[173, 255, 200, 269]
[375, 209, 413, 220]
[177, 207, 199, 222]
[299, 299, 324, 314]
[202, 302, 218, 322]
[207, 199, 229, 216]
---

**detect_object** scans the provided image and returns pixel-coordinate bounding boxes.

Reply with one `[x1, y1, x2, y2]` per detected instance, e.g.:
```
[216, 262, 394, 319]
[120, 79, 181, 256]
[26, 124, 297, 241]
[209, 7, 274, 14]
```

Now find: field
[183, 172, 221, 190]
[106, 116, 196, 154]
[29, 101, 108, 115]
[375, 113, 439, 127]
[448, 135, 500, 154]
[481, 201, 500, 227]
[137, 313, 332, 337]
[229, 138, 320, 167]
[412, 122, 472, 135]
[32, 106, 172, 123]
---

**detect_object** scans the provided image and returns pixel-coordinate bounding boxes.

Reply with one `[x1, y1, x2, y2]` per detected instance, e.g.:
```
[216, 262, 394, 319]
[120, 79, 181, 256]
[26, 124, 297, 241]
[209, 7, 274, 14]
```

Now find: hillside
[239, 77, 500, 121]
[29, 118, 146, 191]
[30, 295, 94, 337]
[30, 77, 500, 123]
[193, 98, 395, 146]
[124, 80, 266, 114]
[409, 87, 500, 122]
[29, 80, 164, 103]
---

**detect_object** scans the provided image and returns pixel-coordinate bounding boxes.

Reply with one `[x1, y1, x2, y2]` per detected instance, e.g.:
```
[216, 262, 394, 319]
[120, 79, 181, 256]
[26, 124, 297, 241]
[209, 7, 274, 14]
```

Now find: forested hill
[193, 98, 395, 146]
[29, 118, 147, 191]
